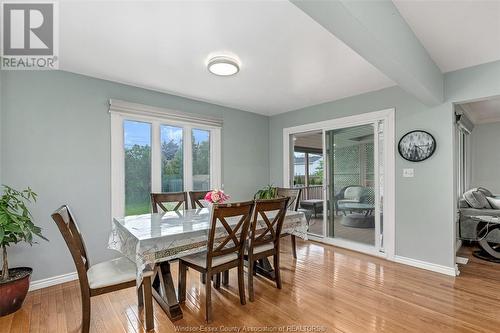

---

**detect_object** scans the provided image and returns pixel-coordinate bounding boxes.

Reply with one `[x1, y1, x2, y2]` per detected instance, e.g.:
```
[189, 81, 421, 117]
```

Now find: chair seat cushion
[87, 257, 136, 289]
[181, 251, 238, 268]
[337, 199, 359, 205]
[246, 243, 274, 255]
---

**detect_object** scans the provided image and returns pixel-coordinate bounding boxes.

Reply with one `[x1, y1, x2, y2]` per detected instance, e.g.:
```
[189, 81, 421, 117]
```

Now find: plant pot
[0, 267, 32, 317]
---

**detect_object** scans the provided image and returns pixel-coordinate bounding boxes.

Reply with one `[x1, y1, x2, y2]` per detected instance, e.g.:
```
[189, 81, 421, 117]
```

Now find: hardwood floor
[1, 239, 499, 333]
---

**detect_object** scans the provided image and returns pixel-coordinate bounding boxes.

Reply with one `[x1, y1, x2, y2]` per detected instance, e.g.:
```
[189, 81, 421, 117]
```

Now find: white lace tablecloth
[108, 208, 308, 281]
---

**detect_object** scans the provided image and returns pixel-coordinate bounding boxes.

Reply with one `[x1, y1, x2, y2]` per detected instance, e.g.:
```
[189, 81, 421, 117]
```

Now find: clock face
[398, 130, 436, 162]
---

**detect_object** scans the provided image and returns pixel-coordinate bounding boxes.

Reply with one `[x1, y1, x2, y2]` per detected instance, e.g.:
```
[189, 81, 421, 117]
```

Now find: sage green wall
[471, 122, 500, 194]
[269, 86, 456, 268]
[2, 61, 499, 281]
[1, 71, 269, 281]
[0, 70, 2, 185]
[269, 61, 500, 269]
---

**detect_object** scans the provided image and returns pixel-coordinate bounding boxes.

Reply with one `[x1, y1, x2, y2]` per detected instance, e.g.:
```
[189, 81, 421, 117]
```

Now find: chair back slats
[206, 201, 254, 268]
[51, 205, 90, 288]
[150, 192, 188, 213]
[255, 210, 276, 242]
[189, 190, 210, 209]
[276, 187, 301, 211]
[249, 197, 290, 251]
[212, 215, 245, 255]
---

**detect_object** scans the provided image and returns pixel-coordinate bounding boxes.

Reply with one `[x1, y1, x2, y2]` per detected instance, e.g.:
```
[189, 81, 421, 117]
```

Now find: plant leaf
[0, 185, 47, 246]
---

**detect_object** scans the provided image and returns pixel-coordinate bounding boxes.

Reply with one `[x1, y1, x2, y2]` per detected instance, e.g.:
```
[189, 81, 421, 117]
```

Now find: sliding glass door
[285, 110, 394, 257]
[324, 124, 375, 245]
[323, 121, 384, 252]
[288, 124, 384, 247]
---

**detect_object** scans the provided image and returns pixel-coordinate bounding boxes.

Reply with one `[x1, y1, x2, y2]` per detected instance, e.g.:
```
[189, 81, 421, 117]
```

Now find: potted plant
[254, 185, 278, 200]
[0, 185, 47, 317]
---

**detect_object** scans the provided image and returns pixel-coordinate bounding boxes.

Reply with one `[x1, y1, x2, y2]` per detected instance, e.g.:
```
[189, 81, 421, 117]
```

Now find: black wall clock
[398, 130, 436, 162]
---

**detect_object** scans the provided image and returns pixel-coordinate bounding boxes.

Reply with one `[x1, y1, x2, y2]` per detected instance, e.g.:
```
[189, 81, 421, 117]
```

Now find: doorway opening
[455, 96, 500, 264]
[291, 131, 324, 236]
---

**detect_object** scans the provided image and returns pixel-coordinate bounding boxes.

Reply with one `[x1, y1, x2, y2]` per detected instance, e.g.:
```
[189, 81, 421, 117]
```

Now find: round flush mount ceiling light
[207, 56, 240, 76]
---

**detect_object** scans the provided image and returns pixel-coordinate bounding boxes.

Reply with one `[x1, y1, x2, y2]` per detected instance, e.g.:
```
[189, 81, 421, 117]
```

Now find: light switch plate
[403, 168, 414, 178]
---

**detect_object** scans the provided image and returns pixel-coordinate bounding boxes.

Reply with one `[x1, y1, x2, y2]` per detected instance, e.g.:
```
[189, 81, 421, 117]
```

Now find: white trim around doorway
[283, 108, 396, 261]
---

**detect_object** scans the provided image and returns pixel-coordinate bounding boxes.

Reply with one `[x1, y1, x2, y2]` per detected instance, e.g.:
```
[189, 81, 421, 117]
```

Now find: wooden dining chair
[276, 187, 302, 259]
[245, 197, 289, 302]
[51, 205, 154, 333]
[189, 189, 215, 283]
[150, 192, 188, 213]
[177, 201, 254, 323]
[189, 190, 211, 209]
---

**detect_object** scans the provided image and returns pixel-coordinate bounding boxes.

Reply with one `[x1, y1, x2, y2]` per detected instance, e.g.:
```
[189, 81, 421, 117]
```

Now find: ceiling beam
[290, 0, 444, 105]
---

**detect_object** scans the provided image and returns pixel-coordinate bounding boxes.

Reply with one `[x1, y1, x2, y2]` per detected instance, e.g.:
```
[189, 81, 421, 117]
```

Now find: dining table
[108, 207, 308, 321]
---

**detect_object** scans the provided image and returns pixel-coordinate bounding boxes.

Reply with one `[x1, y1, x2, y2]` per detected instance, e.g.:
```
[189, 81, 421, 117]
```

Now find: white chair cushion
[246, 242, 274, 255]
[344, 187, 364, 201]
[87, 257, 136, 289]
[181, 251, 238, 268]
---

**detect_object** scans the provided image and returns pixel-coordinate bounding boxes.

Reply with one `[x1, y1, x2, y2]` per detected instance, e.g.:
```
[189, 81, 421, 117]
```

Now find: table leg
[213, 273, 221, 289]
[151, 261, 183, 321]
[473, 223, 500, 262]
[478, 237, 500, 259]
[222, 270, 229, 286]
[254, 257, 276, 281]
[143, 275, 154, 331]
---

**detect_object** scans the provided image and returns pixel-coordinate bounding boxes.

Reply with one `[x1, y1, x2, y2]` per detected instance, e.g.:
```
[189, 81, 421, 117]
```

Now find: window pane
[308, 153, 323, 186]
[161, 125, 183, 192]
[293, 151, 306, 186]
[124, 120, 151, 216]
[192, 129, 210, 191]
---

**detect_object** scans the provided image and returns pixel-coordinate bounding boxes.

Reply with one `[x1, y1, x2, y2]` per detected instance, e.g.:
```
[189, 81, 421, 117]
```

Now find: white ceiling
[59, 0, 394, 116]
[462, 97, 500, 124]
[394, 0, 500, 73]
[59, 1, 500, 116]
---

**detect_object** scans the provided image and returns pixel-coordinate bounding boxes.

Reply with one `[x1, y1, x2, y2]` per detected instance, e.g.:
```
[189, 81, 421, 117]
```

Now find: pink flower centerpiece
[204, 189, 230, 204]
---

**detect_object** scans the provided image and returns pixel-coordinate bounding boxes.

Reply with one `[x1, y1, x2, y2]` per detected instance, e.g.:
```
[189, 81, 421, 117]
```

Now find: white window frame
[456, 129, 469, 200]
[110, 100, 222, 217]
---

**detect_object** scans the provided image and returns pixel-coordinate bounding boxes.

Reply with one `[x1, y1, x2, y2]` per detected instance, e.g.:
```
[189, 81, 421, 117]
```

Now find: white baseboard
[394, 255, 457, 276]
[309, 237, 456, 277]
[29, 271, 78, 291]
